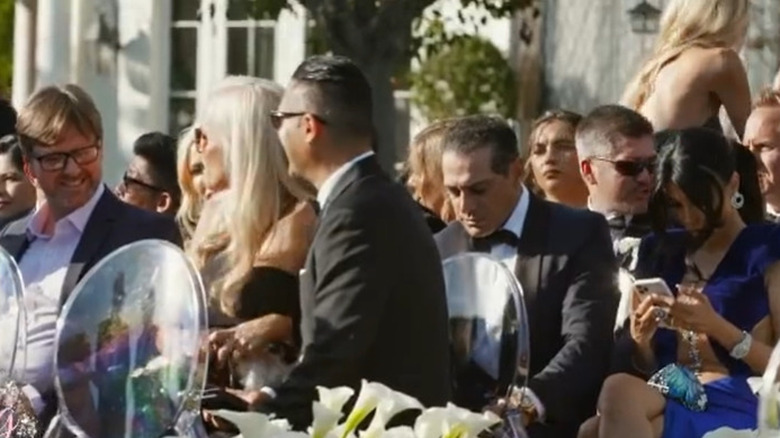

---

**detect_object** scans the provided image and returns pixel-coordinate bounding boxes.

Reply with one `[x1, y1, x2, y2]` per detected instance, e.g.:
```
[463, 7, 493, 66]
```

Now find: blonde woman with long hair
[190, 77, 315, 397]
[175, 127, 206, 248]
[622, 0, 751, 137]
[405, 119, 456, 233]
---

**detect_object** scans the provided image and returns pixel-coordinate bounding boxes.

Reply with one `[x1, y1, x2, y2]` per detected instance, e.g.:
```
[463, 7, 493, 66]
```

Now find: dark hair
[576, 105, 654, 158]
[0, 100, 16, 138]
[731, 140, 764, 224]
[132, 132, 181, 205]
[651, 128, 751, 253]
[525, 109, 582, 195]
[0, 134, 24, 171]
[442, 115, 519, 175]
[291, 55, 373, 139]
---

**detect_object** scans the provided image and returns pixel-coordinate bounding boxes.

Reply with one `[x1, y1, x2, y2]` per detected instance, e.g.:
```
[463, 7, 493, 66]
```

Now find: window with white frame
[169, 0, 199, 136]
[167, 0, 277, 136]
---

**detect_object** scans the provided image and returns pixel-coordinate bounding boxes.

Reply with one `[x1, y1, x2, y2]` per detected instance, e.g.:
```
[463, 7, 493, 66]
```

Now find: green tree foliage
[411, 35, 516, 121]
[0, 0, 13, 96]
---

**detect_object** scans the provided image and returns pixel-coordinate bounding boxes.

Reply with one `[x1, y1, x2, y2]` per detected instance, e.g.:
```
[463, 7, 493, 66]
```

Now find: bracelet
[729, 331, 752, 360]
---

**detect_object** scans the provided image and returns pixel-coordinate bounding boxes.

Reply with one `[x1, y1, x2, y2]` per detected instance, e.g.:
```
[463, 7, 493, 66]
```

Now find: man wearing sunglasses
[116, 132, 180, 216]
[576, 105, 656, 259]
[252, 55, 450, 428]
[0, 84, 181, 436]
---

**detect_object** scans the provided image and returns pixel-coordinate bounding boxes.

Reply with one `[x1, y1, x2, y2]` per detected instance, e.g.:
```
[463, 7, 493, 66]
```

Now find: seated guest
[586, 128, 780, 438]
[405, 119, 457, 233]
[175, 127, 206, 248]
[524, 110, 587, 208]
[0, 84, 180, 434]
[186, 77, 314, 398]
[744, 88, 780, 222]
[0, 135, 35, 229]
[116, 132, 181, 216]
[576, 105, 656, 270]
[436, 115, 618, 438]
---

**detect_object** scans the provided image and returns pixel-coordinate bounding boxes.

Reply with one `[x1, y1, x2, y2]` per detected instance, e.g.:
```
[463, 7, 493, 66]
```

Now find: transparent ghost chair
[759, 340, 780, 437]
[442, 253, 530, 438]
[0, 246, 37, 437]
[50, 240, 209, 438]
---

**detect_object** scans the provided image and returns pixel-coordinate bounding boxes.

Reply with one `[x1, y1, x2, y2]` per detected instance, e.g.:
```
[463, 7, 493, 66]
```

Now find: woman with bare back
[622, 0, 751, 138]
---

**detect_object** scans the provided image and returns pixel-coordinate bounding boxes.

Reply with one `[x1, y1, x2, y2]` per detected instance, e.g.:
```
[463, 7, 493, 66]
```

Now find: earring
[731, 191, 745, 210]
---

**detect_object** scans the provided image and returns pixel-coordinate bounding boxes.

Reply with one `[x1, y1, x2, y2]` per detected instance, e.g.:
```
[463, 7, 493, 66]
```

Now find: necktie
[472, 229, 519, 253]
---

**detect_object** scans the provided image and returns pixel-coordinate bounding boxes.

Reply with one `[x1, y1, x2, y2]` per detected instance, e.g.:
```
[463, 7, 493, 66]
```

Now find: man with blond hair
[744, 88, 780, 222]
[0, 84, 180, 435]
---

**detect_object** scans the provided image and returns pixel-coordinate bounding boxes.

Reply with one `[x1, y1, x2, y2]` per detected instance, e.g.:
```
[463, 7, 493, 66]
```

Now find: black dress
[208, 266, 300, 329]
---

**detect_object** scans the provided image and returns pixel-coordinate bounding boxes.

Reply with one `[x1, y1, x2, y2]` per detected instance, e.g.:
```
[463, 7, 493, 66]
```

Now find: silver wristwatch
[729, 331, 752, 360]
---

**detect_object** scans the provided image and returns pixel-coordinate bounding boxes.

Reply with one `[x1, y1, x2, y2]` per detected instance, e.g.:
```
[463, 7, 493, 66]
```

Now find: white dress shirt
[18, 184, 104, 411]
[477, 187, 546, 420]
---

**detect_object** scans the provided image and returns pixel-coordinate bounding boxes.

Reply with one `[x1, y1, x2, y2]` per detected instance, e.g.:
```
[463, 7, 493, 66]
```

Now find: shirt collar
[768, 204, 780, 218]
[501, 186, 530, 239]
[27, 184, 105, 237]
[587, 197, 632, 222]
[316, 151, 374, 208]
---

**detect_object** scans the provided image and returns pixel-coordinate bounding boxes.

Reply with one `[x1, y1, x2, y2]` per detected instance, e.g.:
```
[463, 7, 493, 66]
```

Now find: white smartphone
[634, 278, 674, 297]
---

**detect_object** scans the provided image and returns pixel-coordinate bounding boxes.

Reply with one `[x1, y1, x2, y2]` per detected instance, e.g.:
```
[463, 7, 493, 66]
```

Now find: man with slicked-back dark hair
[253, 55, 451, 427]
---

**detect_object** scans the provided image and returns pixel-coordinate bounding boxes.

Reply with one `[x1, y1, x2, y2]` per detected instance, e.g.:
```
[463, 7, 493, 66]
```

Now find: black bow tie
[607, 215, 628, 230]
[472, 229, 519, 253]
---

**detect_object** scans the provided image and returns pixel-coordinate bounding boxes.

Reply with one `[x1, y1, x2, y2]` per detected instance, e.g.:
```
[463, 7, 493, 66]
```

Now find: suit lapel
[60, 189, 120, 305]
[514, 194, 550, 328]
[0, 213, 34, 259]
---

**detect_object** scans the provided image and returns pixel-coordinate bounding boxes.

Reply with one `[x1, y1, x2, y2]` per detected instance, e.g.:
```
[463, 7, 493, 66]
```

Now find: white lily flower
[270, 418, 293, 431]
[414, 407, 449, 438]
[311, 401, 344, 438]
[380, 426, 416, 438]
[426, 403, 500, 438]
[702, 427, 758, 437]
[211, 410, 275, 438]
[339, 380, 389, 438]
[317, 385, 355, 412]
[363, 386, 424, 438]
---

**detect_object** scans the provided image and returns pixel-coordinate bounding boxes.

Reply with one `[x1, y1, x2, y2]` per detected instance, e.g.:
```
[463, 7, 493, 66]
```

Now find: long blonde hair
[176, 128, 202, 247]
[193, 76, 310, 316]
[622, 0, 749, 110]
[406, 119, 456, 222]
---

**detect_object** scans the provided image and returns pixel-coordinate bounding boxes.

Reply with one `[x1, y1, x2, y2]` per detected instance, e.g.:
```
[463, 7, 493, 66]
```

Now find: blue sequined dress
[637, 224, 780, 437]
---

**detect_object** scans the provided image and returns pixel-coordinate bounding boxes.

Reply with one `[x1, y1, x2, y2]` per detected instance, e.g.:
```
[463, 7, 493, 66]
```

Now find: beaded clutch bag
[647, 363, 708, 412]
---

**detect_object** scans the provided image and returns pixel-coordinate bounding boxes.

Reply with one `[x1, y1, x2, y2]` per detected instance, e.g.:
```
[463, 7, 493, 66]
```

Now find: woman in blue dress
[584, 127, 780, 438]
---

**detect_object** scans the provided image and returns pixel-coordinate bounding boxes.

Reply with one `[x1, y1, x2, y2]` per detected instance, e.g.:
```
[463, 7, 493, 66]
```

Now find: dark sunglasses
[269, 111, 327, 130]
[122, 172, 164, 192]
[591, 157, 656, 177]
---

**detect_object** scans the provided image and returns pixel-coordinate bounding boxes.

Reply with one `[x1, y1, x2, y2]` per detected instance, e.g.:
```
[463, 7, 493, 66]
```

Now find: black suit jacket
[263, 156, 451, 428]
[435, 194, 619, 438]
[0, 187, 181, 435]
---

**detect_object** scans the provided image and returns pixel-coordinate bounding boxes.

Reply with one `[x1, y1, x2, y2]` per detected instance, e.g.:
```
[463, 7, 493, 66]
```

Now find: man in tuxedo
[575, 105, 656, 271]
[254, 55, 450, 427]
[436, 115, 618, 438]
[0, 84, 180, 434]
[744, 88, 780, 223]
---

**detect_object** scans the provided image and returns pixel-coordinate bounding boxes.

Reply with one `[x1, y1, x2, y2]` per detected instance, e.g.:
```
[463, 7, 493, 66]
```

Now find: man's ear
[156, 192, 173, 215]
[23, 159, 40, 189]
[580, 159, 597, 185]
[302, 114, 325, 145]
[509, 157, 524, 184]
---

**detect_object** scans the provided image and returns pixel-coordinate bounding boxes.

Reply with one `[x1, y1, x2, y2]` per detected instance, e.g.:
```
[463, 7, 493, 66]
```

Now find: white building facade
[13, 0, 308, 184]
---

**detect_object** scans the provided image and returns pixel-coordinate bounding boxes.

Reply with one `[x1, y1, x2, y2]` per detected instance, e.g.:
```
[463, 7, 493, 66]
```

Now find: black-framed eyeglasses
[121, 172, 164, 192]
[591, 157, 656, 177]
[269, 111, 327, 130]
[34, 144, 101, 172]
